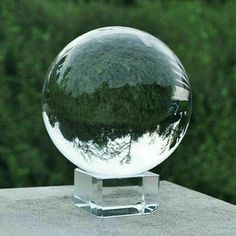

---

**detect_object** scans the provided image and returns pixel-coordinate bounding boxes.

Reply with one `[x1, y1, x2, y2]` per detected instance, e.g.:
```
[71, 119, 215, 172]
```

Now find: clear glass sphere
[42, 26, 191, 177]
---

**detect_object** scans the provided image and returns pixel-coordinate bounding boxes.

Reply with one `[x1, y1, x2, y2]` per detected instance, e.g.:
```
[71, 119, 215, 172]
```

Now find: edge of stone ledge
[0, 181, 235, 207]
[161, 180, 236, 207]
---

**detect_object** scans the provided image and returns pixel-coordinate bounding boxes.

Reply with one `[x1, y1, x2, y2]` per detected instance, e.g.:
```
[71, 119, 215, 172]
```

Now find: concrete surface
[0, 181, 235, 236]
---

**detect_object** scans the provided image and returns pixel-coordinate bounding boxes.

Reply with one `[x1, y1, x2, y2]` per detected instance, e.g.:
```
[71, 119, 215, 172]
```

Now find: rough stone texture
[0, 181, 235, 236]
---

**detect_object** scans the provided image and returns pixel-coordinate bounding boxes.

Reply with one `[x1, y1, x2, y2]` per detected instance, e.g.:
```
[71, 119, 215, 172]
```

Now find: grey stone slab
[0, 181, 235, 236]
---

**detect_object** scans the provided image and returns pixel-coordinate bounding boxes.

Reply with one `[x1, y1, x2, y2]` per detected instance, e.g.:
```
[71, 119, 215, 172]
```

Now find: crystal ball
[42, 26, 191, 177]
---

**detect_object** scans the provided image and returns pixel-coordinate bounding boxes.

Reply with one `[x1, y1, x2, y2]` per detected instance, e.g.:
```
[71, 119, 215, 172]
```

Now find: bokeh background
[0, 0, 235, 204]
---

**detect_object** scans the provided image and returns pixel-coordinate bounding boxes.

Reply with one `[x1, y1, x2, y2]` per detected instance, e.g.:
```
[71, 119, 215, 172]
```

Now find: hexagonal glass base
[74, 168, 159, 218]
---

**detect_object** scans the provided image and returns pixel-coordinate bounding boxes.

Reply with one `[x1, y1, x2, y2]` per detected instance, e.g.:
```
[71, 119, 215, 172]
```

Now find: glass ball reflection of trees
[42, 26, 192, 177]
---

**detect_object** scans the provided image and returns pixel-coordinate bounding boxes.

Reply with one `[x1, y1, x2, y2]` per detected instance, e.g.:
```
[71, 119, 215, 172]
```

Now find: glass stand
[74, 168, 160, 218]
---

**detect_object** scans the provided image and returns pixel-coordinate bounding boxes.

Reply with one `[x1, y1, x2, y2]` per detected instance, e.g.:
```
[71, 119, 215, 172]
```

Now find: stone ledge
[0, 181, 235, 236]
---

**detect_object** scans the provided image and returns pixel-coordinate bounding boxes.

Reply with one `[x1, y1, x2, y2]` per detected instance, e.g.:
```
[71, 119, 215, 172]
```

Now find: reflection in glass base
[74, 168, 159, 218]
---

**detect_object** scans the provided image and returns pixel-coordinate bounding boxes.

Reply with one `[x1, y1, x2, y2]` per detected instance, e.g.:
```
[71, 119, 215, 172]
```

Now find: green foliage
[0, 0, 236, 203]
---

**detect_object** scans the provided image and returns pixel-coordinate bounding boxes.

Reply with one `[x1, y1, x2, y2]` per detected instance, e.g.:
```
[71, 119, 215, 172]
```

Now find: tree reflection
[43, 79, 190, 164]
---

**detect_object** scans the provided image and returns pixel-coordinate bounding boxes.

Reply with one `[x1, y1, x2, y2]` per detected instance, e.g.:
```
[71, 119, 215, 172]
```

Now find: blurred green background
[0, 0, 235, 204]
